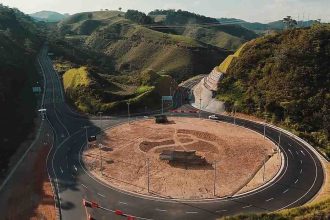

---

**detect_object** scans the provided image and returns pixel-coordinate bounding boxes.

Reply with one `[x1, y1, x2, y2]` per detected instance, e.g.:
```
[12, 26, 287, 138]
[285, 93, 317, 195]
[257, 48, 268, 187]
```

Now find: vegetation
[217, 24, 330, 157]
[149, 9, 219, 25]
[221, 198, 330, 220]
[0, 4, 42, 173]
[125, 10, 152, 24]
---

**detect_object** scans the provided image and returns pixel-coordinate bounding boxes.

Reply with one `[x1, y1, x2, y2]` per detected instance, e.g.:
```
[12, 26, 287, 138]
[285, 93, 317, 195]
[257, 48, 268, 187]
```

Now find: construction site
[82, 117, 281, 200]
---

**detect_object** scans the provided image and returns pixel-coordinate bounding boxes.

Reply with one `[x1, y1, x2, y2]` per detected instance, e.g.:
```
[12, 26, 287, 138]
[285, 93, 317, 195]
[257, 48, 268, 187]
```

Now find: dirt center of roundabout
[83, 117, 281, 200]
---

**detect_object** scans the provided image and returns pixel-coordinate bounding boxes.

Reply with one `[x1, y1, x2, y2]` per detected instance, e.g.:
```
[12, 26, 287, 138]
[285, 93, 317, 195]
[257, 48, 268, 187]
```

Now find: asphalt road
[39, 47, 325, 220]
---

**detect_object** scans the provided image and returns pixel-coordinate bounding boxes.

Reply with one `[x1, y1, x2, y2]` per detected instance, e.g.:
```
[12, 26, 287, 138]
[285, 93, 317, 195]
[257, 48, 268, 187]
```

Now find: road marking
[288, 149, 294, 157]
[300, 169, 303, 174]
[295, 179, 299, 184]
[266, 198, 274, 202]
[300, 150, 305, 156]
[97, 193, 106, 198]
[216, 210, 227, 213]
[296, 151, 299, 155]
[300, 160, 303, 164]
[60, 167, 63, 174]
[242, 205, 252, 209]
[81, 184, 87, 189]
[73, 165, 78, 172]
[186, 211, 198, 214]
[282, 189, 289, 194]
[119, 201, 128, 205]
[155, 208, 167, 212]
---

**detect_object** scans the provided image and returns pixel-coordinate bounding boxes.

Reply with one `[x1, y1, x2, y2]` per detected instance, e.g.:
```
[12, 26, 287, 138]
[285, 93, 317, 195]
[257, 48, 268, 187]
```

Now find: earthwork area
[82, 117, 281, 199]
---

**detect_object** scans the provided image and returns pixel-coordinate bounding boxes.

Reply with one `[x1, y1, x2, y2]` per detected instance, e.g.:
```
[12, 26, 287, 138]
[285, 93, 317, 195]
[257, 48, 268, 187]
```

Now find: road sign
[162, 96, 173, 101]
[32, 87, 42, 93]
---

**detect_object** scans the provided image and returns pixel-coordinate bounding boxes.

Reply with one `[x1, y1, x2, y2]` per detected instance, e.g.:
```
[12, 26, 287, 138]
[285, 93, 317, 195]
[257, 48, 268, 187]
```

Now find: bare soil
[83, 117, 280, 199]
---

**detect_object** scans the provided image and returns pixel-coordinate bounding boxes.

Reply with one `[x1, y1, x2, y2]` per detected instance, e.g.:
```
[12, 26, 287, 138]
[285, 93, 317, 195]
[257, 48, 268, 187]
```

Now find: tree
[283, 16, 297, 29]
[119, 7, 122, 11]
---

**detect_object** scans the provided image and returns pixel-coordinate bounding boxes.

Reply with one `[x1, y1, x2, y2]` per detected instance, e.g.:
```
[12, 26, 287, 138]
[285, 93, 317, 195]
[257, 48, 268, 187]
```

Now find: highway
[38, 46, 325, 220]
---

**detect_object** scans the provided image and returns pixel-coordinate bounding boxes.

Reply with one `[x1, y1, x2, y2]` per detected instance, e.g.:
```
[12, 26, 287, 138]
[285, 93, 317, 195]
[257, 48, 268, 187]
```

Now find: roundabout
[82, 117, 282, 200]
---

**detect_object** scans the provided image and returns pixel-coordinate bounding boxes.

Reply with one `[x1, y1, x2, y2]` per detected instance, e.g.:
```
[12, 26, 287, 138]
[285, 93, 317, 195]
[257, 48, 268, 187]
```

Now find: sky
[1, 0, 329, 23]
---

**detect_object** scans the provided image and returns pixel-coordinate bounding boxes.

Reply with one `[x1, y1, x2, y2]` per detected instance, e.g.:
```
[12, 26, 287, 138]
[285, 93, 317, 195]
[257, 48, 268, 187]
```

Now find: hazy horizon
[1, 0, 329, 23]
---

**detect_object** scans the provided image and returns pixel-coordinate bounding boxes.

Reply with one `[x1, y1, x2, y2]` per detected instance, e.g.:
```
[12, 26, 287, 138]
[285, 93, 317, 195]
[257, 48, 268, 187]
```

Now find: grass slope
[217, 24, 330, 158]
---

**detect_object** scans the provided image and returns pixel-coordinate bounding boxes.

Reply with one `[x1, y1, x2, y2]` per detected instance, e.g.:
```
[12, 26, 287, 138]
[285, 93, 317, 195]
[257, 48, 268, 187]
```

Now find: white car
[208, 115, 219, 120]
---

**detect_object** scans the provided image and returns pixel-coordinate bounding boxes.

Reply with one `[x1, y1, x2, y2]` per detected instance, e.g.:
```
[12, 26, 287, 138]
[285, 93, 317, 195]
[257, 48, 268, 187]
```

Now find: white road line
[73, 165, 78, 172]
[300, 160, 303, 164]
[81, 184, 87, 189]
[97, 193, 106, 198]
[60, 167, 63, 174]
[282, 189, 289, 194]
[300, 150, 305, 156]
[119, 201, 128, 205]
[266, 198, 274, 202]
[242, 205, 252, 209]
[295, 179, 299, 184]
[300, 169, 303, 174]
[216, 210, 227, 213]
[155, 208, 167, 212]
[186, 211, 198, 214]
[295, 151, 299, 155]
[288, 149, 293, 157]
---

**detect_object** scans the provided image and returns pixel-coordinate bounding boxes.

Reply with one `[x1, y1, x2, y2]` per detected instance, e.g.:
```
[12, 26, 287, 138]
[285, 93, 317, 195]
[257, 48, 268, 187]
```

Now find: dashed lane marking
[60, 167, 63, 174]
[283, 189, 289, 194]
[300, 150, 305, 156]
[300, 169, 303, 174]
[216, 210, 227, 213]
[186, 211, 198, 214]
[295, 179, 299, 184]
[119, 201, 128, 205]
[155, 208, 167, 212]
[266, 198, 274, 202]
[288, 149, 294, 157]
[81, 184, 87, 189]
[97, 193, 106, 198]
[242, 205, 252, 209]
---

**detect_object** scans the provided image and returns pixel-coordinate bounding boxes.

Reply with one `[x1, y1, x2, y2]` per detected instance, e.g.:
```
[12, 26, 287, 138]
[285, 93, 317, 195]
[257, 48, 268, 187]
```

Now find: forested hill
[0, 4, 42, 174]
[217, 24, 330, 157]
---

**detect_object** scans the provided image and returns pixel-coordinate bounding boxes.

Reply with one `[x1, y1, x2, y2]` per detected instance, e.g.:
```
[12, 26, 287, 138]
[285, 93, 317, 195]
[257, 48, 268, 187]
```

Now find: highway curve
[39, 47, 325, 220]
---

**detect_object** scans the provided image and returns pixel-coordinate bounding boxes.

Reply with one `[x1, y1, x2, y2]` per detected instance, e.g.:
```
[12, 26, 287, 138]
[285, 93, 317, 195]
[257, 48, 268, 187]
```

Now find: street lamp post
[199, 98, 202, 119]
[98, 144, 103, 175]
[263, 123, 266, 139]
[147, 158, 150, 193]
[98, 112, 103, 129]
[127, 102, 130, 124]
[83, 126, 89, 149]
[213, 161, 218, 197]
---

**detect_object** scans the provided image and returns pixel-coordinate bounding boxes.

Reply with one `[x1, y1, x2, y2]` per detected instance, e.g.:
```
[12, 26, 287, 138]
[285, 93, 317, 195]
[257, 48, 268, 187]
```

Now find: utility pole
[147, 158, 150, 193]
[127, 102, 130, 124]
[263, 123, 266, 139]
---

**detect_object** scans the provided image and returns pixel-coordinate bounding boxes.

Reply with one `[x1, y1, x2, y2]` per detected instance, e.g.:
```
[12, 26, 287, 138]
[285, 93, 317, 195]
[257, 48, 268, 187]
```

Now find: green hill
[30, 10, 68, 22]
[0, 5, 42, 174]
[148, 10, 258, 50]
[50, 10, 231, 113]
[217, 24, 330, 158]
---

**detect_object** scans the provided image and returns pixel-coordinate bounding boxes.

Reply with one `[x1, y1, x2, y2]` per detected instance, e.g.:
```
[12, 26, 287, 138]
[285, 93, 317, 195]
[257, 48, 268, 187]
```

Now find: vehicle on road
[208, 115, 220, 120]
